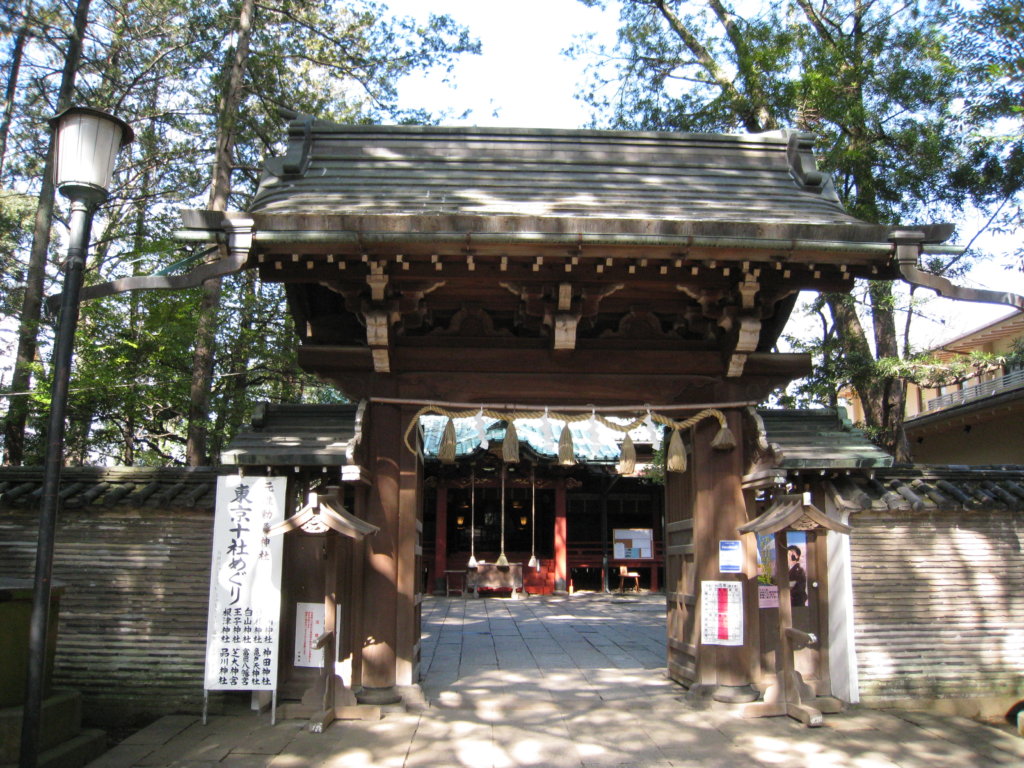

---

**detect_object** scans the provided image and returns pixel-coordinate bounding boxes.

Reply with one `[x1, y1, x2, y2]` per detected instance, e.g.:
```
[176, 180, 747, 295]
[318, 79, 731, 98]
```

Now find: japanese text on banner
[204, 475, 286, 691]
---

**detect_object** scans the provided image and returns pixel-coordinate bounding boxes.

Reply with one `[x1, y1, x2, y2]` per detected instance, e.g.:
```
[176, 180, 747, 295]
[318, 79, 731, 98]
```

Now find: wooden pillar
[651, 494, 660, 592]
[433, 483, 448, 595]
[554, 478, 567, 593]
[692, 410, 757, 702]
[357, 401, 403, 704]
[395, 406, 422, 686]
[348, 488, 368, 691]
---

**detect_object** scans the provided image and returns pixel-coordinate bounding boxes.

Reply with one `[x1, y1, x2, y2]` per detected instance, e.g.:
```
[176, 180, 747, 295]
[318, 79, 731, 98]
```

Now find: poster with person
[786, 531, 808, 607]
[754, 530, 808, 608]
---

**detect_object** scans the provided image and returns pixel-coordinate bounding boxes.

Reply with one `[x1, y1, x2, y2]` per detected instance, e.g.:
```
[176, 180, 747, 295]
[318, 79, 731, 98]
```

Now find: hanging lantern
[439, 416, 457, 464]
[617, 433, 636, 475]
[558, 423, 575, 465]
[503, 420, 520, 463]
[495, 465, 509, 566]
[666, 428, 688, 473]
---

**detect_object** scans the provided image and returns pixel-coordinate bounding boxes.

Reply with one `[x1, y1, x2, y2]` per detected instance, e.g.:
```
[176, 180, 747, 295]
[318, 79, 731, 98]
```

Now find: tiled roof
[826, 466, 1024, 513]
[0, 466, 219, 510]
[221, 402, 361, 467]
[247, 122, 904, 242]
[755, 408, 894, 469]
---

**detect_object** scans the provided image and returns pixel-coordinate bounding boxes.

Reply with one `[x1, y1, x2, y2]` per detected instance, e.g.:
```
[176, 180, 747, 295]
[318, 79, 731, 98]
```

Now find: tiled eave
[0, 466, 219, 511]
[823, 466, 1024, 513]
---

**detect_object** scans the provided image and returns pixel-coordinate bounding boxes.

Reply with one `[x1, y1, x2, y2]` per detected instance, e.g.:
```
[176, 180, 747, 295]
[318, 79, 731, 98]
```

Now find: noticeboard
[612, 528, 653, 559]
[701, 580, 743, 646]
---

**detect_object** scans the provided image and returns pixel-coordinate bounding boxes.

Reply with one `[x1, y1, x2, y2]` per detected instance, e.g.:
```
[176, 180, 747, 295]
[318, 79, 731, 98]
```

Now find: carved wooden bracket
[738, 275, 760, 310]
[395, 280, 445, 331]
[677, 285, 725, 318]
[433, 303, 511, 337]
[367, 263, 388, 301]
[725, 317, 761, 377]
[364, 307, 391, 372]
[500, 281, 624, 350]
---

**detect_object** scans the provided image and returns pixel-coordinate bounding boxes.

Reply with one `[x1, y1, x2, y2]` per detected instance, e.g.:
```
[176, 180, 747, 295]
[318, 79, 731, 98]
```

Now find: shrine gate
[172, 120, 980, 708]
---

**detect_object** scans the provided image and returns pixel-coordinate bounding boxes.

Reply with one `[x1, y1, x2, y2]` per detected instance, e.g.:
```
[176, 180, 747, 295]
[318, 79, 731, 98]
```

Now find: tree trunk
[185, 0, 255, 466]
[2, 0, 91, 465]
[869, 282, 911, 462]
[826, 289, 911, 461]
[0, 2, 29, 179]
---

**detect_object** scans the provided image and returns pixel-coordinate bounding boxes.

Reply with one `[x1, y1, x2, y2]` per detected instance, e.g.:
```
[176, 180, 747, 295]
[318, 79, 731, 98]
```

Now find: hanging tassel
[503, 420, 520, 463]
[711, 423, 736, 451]
[528, 555, 539, 569]
[558, 423, 575, 465]
[617, 433, 636, 475]
[496, 552, 510, 566]
[666, 428, 687, 473]
[438, 417, 457, 464]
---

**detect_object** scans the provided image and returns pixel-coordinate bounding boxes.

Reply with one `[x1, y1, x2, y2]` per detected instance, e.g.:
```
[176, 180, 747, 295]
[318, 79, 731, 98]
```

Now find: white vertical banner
[204, 475, 287, 691]
[701, 580, 744, 647]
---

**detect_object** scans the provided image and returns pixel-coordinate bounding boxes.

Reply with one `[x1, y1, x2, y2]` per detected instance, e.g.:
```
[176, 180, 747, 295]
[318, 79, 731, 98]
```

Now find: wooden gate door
[665, 461, 698, 686]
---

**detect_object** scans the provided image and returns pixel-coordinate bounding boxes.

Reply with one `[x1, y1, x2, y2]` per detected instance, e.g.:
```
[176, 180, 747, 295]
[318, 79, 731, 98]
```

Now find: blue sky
[388, 0, 617, 129]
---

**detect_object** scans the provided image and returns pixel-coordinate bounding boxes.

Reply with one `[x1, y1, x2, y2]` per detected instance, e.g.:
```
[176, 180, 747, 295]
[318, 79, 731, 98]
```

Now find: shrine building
[166, 120, 1011, 715]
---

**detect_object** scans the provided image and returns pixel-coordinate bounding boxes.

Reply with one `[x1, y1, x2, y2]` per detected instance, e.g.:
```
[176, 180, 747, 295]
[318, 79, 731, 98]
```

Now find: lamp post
[19, 107, 132, 768]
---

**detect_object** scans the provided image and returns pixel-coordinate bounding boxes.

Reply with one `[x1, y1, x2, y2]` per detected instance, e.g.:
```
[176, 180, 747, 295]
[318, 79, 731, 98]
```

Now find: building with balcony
[848, 311, 1024, 464]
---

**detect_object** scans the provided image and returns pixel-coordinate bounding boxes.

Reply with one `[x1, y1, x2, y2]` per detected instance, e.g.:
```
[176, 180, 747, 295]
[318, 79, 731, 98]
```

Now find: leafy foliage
[571, 0, 1024, 460]
[0, 0, 478, 465]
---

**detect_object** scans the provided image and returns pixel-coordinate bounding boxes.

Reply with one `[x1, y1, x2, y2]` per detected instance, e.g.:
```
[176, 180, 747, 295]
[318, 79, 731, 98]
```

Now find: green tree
[956, 0, 1024, 257]
[180, 0, 478, 465]
[0, 0, 478, 466]
[572, 0, 1015, 460]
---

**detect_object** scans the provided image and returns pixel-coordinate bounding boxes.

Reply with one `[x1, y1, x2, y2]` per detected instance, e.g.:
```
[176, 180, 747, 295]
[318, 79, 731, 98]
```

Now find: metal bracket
[893, 230, 1024, 311]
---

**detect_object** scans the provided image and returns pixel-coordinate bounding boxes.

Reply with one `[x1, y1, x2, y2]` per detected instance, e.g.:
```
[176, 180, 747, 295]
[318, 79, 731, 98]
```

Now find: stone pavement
[86, 594, 1024, 768]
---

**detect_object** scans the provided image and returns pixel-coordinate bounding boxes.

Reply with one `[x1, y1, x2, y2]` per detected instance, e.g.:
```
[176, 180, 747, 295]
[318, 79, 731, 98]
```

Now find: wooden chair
[617, 565, 640, 592]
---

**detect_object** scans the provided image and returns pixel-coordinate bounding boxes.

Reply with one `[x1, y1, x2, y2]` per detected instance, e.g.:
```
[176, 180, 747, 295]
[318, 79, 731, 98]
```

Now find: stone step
[0, 729, 106, 768]
[0, 690, 84, 763]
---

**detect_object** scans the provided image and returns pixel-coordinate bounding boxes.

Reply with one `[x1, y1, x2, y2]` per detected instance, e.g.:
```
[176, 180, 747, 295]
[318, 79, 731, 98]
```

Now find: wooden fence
[0, 504, 214, 728]
[851, 508, 1024, 702]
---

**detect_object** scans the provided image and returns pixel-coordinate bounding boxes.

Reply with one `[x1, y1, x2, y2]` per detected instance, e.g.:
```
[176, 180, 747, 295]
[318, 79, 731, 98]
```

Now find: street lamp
[20, 107, 132, 768]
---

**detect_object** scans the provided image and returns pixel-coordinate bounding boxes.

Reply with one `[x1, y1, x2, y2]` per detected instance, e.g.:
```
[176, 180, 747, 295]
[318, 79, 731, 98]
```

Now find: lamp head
[51, 107, 134, 205]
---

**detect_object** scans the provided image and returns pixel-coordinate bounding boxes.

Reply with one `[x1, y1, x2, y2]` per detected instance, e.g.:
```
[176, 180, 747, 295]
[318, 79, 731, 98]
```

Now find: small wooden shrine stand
[738, 494, 852, 727]
[266, 486, 379, 732]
